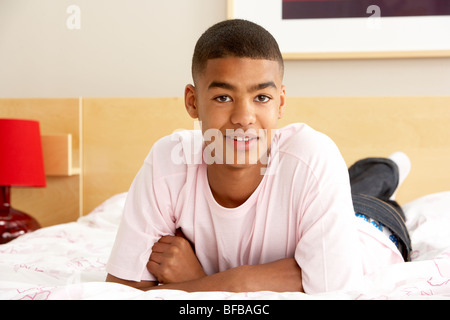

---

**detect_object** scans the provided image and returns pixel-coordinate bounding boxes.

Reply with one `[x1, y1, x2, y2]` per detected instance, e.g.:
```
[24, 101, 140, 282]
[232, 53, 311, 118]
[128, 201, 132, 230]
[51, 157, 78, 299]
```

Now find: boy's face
[185, 56, 285, 169]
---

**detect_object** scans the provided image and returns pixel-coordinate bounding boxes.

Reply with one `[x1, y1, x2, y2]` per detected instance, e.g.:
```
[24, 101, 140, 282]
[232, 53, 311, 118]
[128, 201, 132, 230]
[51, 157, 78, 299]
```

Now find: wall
[1, 1, 449, 227]
[0, 99, 81, 226]
[0, 0, 449, 98]
[2, 96, 450, 228]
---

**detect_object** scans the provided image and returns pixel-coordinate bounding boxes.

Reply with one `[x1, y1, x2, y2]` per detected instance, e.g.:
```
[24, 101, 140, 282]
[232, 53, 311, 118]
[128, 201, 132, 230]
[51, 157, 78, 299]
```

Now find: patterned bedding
[1, 191, 450, 300]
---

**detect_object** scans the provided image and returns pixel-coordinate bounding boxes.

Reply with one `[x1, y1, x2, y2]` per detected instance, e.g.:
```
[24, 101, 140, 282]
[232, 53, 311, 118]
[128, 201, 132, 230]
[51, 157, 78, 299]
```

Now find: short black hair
[192, 19, 284, 83]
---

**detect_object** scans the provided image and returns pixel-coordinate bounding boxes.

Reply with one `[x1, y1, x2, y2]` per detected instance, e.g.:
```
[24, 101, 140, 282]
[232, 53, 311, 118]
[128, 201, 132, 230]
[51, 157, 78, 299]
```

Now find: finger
[147, 260, 161, 279]
[175, 229, 195, 250]
[149, 251, 163, 264]
[151, 241, 171, 253]
[157, 235, 177, 244]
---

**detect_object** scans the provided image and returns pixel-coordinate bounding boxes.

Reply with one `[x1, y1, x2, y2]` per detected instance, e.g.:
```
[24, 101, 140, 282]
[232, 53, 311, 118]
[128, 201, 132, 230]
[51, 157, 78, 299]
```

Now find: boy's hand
[147, 229, 206, 284]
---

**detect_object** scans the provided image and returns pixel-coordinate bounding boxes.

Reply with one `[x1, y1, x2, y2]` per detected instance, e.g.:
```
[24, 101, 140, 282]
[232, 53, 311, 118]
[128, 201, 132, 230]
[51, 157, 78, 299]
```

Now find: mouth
[225, 134, 259, 151]
[230, 136, 257, 142]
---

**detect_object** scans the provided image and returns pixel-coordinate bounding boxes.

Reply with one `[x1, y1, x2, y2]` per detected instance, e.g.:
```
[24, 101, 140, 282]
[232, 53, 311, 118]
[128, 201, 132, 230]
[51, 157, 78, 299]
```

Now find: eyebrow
[207, 81, 277, 92]
[208, 81, 235, 91]
[249, 81, 277, 92]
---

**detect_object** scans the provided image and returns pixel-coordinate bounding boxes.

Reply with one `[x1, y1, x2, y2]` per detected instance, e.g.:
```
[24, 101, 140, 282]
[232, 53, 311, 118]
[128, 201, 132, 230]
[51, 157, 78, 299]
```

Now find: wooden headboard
[1, 97, 449, 227]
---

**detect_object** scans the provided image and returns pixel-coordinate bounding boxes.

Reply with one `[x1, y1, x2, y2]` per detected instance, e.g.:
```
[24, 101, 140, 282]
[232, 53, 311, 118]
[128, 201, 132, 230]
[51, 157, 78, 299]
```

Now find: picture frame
[227, 0, 450, 60]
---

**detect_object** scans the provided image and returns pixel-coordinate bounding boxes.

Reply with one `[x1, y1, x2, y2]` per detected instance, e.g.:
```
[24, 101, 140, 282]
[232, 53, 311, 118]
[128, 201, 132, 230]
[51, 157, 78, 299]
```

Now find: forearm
[105, 273, 158, 291]
[147, 258, 303, 293]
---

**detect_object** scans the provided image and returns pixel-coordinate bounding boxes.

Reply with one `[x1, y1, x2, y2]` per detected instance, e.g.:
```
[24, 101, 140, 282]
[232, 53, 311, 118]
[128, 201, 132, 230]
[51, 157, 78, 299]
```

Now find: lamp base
[0, 206, 41, 244]
[0, 186, 41, 244]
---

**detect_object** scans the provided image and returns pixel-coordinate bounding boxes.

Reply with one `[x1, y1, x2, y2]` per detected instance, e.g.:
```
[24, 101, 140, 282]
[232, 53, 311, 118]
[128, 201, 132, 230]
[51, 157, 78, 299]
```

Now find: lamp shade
[0, 119, 46, 187]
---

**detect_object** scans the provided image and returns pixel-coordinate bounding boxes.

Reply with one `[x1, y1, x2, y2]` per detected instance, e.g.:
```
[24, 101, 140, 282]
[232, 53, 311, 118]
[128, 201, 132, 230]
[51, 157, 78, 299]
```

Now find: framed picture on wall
[227, 0, 450, 60]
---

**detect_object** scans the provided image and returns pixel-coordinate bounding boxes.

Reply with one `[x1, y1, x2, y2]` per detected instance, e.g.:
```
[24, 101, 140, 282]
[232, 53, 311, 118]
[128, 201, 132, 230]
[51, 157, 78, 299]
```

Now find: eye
[214, 95, 232, 103]
[255, 95, 271, 103]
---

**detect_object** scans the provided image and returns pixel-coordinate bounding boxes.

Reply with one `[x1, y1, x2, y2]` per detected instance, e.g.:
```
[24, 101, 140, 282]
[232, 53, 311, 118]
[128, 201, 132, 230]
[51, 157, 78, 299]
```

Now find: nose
[230, 99, 256, 127]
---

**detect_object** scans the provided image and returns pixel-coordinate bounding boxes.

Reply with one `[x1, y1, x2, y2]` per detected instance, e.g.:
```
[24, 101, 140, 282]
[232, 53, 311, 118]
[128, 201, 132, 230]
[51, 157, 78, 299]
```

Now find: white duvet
[1, 191, 450, 300]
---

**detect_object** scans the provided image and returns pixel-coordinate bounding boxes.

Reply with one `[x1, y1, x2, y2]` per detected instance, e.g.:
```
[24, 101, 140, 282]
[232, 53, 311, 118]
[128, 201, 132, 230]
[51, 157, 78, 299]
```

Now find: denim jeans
[349, 157, 412, 261]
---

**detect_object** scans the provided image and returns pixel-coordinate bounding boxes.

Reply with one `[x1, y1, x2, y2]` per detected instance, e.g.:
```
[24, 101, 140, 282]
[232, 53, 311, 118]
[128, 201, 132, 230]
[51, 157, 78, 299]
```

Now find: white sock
[388, 152, 411, 200]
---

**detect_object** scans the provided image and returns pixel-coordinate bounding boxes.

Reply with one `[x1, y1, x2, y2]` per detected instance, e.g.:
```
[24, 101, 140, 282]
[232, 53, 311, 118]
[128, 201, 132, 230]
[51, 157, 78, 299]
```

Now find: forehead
[195, 57, 283, 89]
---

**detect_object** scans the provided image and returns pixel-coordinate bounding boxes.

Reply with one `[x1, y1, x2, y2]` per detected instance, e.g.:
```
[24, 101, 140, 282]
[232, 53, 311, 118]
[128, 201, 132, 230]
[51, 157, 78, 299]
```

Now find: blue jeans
[349, 158, 412, 261]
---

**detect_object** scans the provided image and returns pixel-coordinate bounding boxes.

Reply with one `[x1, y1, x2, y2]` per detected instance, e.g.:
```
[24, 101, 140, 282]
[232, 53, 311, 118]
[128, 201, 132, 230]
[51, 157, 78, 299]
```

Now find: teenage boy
[106, 19, 408, 294]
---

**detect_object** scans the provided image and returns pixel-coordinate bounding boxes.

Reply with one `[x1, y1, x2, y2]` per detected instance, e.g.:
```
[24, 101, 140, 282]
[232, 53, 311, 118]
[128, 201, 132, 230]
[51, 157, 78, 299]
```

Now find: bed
[1, 190, 450, 300]
[0, 97, 449, 300]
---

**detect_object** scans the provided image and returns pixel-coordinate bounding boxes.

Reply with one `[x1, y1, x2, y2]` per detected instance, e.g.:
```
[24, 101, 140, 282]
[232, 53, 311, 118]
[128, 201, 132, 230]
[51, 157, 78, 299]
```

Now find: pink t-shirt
[107, 123, 403, 294]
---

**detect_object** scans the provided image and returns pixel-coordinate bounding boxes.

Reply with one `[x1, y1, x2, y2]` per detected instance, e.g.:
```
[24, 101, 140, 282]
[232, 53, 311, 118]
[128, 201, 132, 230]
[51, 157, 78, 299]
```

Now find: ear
[184, 84, 199, 119]
[278, 85, 286, 119]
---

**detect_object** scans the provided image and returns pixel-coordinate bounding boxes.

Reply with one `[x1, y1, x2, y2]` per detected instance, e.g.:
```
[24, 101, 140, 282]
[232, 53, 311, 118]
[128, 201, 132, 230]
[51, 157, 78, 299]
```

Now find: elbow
[105, 273, 158, 291]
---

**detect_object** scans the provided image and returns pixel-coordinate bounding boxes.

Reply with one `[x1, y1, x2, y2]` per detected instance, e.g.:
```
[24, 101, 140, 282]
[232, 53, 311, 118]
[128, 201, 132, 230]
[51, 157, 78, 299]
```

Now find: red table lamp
[0, 119, 46, 244]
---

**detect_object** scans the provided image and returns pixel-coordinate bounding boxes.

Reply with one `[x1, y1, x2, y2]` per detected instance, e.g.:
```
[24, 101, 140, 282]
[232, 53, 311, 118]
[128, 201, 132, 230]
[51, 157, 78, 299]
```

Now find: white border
[230, 0, 450, 54]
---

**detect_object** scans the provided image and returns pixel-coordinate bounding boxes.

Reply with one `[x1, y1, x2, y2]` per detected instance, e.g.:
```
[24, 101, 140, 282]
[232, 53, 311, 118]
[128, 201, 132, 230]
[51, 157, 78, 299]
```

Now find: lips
[225, 133, 259, 151]
[225, 135, 259, 145]
[230, 136, 257, 142]
[225, 132, 259, 142]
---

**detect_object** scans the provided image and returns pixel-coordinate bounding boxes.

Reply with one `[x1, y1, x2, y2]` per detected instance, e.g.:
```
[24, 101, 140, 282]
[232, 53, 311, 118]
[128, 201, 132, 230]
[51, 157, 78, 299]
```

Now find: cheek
[196, 107, 211, 130]
[259, 107, 280, 128]
[198, 109, 227, 131]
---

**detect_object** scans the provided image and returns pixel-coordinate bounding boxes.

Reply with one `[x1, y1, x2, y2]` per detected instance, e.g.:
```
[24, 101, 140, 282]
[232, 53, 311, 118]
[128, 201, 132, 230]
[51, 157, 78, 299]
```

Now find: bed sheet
[1, 191, 450, 300]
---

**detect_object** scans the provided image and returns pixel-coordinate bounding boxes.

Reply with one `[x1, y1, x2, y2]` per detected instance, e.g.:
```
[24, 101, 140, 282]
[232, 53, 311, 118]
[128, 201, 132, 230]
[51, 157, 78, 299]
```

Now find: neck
[206, 163, 265, 208]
